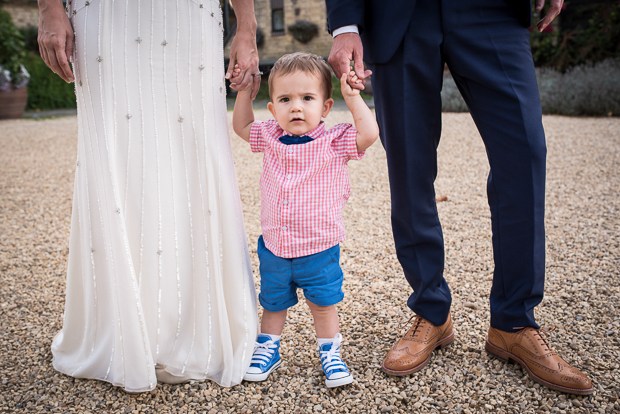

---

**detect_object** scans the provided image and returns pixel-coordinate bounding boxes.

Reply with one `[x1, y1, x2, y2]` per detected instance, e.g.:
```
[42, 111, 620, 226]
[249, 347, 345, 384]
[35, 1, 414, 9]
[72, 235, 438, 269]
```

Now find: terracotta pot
[0, 86, 28, 119]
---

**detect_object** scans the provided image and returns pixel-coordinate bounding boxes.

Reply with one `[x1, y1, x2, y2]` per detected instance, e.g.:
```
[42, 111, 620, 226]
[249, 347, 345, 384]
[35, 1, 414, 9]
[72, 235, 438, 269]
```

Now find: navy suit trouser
[369, 0, 546, 332]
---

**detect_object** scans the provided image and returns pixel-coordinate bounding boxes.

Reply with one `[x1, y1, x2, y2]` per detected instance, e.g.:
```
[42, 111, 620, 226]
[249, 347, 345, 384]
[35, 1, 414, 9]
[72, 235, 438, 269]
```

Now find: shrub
[0, 9, 30, 88]
[18, 25, 40, 55]
[287, 20, 319, 44]
[441, 58, 620, 116]
[23, 52, 76, 110]
[441, 75, 468, 113]
[538, 58, 620, 116]
[530, 1, 620, 70]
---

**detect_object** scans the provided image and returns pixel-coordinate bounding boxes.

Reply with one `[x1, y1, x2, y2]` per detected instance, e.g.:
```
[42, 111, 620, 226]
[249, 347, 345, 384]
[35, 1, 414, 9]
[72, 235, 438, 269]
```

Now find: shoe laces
[536, 326, 557, 352]
[250, 339, 278, 366]
[400, 314, 423, 338]
[515, 326, 556, 353]
[320, 333, 343, 364]
[319, 333, 347, 375]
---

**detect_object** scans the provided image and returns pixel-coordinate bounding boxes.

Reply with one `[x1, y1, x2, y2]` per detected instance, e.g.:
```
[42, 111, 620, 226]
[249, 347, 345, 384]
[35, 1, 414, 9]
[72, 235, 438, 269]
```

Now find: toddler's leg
[244, 309, 287, 382]
[305, 299, 339, 338]
[261, 309, 287, 336]
[306, 299, 353, 388]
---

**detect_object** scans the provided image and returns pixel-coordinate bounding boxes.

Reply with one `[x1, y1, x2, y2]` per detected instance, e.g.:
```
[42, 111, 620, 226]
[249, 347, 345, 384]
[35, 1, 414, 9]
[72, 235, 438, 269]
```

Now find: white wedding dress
[51, 0, 257, 392]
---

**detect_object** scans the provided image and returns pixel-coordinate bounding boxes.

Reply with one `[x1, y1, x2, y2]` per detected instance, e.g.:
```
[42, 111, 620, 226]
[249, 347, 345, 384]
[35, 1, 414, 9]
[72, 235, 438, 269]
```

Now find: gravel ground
[1, 111, 619, 413]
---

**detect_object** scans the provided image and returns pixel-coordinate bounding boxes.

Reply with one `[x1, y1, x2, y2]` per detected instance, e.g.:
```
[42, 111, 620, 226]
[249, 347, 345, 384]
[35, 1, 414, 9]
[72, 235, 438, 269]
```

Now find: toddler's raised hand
[231, 64, 253, 92]
[340, 71, 360, 99]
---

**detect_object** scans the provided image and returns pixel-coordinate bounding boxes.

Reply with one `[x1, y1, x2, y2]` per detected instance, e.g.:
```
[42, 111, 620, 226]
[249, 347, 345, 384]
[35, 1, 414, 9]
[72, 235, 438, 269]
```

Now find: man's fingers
[327, 48, 349, 80]
[353, 56, 365, 80]
[535, 0, 545, 12]
[537, 4, 561, 31]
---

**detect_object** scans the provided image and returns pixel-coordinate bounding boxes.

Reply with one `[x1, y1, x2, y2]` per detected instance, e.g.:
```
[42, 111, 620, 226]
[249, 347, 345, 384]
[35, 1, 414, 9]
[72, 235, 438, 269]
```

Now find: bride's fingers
[225, 58, 237, 80]
[250, 73, 261, 99]
[55, 43, 74, 82]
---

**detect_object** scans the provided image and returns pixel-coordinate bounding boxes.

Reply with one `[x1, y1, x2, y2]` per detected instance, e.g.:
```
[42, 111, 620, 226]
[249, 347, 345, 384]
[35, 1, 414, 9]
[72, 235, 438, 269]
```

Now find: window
[271, 0, 284, 33]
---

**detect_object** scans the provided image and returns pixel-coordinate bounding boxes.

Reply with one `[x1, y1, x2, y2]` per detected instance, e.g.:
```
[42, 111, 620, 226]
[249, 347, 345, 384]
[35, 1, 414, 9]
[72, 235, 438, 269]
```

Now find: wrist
[38, 0, 64, 11]
[344, 93, 363, 104]
[236, 19, 258, 35]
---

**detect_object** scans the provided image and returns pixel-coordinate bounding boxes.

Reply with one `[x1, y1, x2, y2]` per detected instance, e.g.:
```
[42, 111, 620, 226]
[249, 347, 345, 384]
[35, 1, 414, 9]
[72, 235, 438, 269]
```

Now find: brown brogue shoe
[382, 314, 454, 376]
[485, 326, 594, 395]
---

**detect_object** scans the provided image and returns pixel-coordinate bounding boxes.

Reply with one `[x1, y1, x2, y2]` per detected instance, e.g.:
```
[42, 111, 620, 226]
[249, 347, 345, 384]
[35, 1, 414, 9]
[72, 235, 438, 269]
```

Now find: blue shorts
[257, 236, 344, 312]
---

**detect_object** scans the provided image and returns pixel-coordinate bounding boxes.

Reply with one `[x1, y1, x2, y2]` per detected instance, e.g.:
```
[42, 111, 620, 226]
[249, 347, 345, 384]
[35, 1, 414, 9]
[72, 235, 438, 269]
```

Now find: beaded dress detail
[51, 0, 257, 392]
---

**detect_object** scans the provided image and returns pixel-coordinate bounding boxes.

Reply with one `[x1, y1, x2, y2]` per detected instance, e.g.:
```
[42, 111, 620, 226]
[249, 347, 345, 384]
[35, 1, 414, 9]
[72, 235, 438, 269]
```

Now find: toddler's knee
[306, 299, 333, 314]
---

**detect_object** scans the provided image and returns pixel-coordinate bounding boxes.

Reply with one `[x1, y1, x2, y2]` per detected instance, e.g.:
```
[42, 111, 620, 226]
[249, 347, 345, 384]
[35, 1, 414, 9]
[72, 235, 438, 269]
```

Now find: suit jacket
[326, 0, 532, 64]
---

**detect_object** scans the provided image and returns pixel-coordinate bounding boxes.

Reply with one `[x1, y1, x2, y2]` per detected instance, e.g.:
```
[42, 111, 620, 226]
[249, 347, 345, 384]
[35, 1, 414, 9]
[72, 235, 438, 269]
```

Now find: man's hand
[38, 0, 75, 83]
[535, 0, 563, 32]
[340, 69, 371, 100]
[328, 33, 371, 90]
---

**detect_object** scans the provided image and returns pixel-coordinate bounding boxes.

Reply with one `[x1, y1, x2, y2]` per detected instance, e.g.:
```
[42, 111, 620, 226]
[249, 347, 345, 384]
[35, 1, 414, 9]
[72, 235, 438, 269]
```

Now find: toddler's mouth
[291, 117, 304, 122]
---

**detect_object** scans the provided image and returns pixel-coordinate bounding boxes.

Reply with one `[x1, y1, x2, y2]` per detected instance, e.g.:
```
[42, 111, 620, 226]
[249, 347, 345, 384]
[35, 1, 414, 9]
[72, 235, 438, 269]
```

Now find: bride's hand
[38, 0, 75, 83]
[226, 30, 260, 99]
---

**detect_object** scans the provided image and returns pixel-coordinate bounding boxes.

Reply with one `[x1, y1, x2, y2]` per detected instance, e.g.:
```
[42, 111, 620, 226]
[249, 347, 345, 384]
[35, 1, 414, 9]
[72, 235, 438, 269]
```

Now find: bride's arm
[38, 0, 75, 83]
[226, 0, 260, 99]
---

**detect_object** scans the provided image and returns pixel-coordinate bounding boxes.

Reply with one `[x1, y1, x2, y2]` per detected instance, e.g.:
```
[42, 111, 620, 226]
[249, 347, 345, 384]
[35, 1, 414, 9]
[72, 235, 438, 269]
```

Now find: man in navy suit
[326, 0, 593, 394]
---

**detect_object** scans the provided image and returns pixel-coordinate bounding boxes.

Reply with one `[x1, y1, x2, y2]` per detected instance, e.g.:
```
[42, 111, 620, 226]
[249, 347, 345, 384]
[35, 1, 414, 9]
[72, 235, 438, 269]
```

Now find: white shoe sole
[243, 358, 282, 382]
[325, 373, 353, 388]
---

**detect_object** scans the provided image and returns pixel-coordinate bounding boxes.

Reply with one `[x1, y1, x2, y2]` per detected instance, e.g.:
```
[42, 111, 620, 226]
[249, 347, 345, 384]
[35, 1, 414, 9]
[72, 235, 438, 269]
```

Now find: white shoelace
[319, 333, 347, 374]
[250, 340, 278, 366]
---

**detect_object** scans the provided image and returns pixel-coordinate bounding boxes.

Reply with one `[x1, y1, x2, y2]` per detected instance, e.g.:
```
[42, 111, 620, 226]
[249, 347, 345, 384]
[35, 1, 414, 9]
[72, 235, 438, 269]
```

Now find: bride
[37, 0, 260, 392]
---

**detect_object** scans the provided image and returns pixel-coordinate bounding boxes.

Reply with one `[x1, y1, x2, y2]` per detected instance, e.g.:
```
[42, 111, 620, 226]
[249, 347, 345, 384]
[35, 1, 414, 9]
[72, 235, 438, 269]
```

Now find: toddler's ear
[267, 101, 276, 119]
[322, 98, 334, 118]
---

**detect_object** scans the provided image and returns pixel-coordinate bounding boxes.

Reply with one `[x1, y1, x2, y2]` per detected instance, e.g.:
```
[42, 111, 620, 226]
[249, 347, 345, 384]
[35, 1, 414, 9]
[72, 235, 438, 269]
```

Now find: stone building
[224, 0, 333, 67]
[1, 0, 40, 28]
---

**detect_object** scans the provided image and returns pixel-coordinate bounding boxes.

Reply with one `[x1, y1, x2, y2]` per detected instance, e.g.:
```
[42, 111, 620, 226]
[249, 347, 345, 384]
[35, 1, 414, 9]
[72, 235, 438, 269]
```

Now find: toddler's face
[268, 71, 334, 137]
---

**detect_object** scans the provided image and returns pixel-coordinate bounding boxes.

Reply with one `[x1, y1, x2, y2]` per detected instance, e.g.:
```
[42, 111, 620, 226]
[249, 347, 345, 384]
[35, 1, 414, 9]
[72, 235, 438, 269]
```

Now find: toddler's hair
[268, 52, 333, 100]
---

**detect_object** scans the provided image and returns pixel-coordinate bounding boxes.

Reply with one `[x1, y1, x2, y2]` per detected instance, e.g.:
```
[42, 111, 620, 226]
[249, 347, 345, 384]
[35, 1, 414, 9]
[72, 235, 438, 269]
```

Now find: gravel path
[1, 111, 618, 413]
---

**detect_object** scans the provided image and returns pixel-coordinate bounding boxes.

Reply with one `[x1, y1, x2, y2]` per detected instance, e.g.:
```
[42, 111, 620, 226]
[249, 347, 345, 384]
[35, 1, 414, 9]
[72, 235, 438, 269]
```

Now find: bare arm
[535, 0, 564, 32]
[232, 87, 254, 143]
[227, 0, 260, 99]
[37, 0, 74, 83]
[340, 72, 379, 153]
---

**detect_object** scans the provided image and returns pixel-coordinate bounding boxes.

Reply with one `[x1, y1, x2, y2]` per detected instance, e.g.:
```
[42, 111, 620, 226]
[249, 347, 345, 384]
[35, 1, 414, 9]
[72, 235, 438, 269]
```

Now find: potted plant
[287, 20, 319, 44]
[0, 10, 30, 119]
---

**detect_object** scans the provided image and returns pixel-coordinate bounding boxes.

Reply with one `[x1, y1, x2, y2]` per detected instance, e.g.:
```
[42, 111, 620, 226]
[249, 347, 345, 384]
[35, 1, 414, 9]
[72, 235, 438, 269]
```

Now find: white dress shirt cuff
[332, 25, 359, 38]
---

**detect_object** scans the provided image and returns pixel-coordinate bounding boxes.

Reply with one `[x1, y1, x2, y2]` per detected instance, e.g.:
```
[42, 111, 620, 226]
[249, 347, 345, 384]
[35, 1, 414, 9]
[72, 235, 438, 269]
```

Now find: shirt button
[286, 174, 292, 180]
[282, 226, 288, 231]
[288, 148, 293, 154]
[283, 200, 289, 205]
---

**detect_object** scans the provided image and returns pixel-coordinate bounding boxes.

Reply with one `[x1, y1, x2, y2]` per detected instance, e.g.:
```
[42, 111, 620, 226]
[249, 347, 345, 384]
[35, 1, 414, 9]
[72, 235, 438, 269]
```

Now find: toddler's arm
[341, 71, 380, 153]
[232, 66, 254, 143]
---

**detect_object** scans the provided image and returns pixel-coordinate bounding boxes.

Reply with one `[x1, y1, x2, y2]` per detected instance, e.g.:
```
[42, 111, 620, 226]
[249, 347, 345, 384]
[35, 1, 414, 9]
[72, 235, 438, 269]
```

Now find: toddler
[232, 52, 379, 388]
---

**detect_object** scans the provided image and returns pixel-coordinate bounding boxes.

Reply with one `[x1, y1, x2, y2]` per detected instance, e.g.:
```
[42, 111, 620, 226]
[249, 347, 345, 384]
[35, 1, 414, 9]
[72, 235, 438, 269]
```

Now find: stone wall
[225, 0, 333, 65]
[2, 1, 39, 28]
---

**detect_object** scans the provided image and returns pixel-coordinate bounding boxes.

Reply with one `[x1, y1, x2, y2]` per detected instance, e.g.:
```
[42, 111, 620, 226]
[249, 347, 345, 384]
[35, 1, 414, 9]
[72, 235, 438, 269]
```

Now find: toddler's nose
[290, 100, 303, 112]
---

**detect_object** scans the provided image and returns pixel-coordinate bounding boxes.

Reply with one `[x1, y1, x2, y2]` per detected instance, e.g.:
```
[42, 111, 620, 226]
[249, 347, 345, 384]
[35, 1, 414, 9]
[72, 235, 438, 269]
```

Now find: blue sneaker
[243, 334, 282, 382]
[319, 333, 354, 388]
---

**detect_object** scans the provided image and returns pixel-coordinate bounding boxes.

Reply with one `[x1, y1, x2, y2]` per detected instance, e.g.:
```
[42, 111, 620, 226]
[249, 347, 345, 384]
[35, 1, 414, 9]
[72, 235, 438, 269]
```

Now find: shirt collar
[280, 121, 326, 140]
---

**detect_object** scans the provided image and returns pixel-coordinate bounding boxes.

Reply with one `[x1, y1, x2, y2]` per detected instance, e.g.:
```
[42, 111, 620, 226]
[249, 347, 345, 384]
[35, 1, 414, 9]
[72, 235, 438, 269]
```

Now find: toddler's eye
[280, 97, 289, 103]
[303, 96, 313, 101]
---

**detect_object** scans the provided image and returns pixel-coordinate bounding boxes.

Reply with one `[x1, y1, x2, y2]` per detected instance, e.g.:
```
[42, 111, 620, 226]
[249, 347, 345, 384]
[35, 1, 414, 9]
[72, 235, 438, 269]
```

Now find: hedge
[23, 52, 76, 111]
[442, 58, 620, 116]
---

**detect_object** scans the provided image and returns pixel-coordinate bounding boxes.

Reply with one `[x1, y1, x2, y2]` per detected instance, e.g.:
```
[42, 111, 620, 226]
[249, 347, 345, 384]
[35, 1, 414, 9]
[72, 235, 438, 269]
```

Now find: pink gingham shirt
[250, 119, 364, 258]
